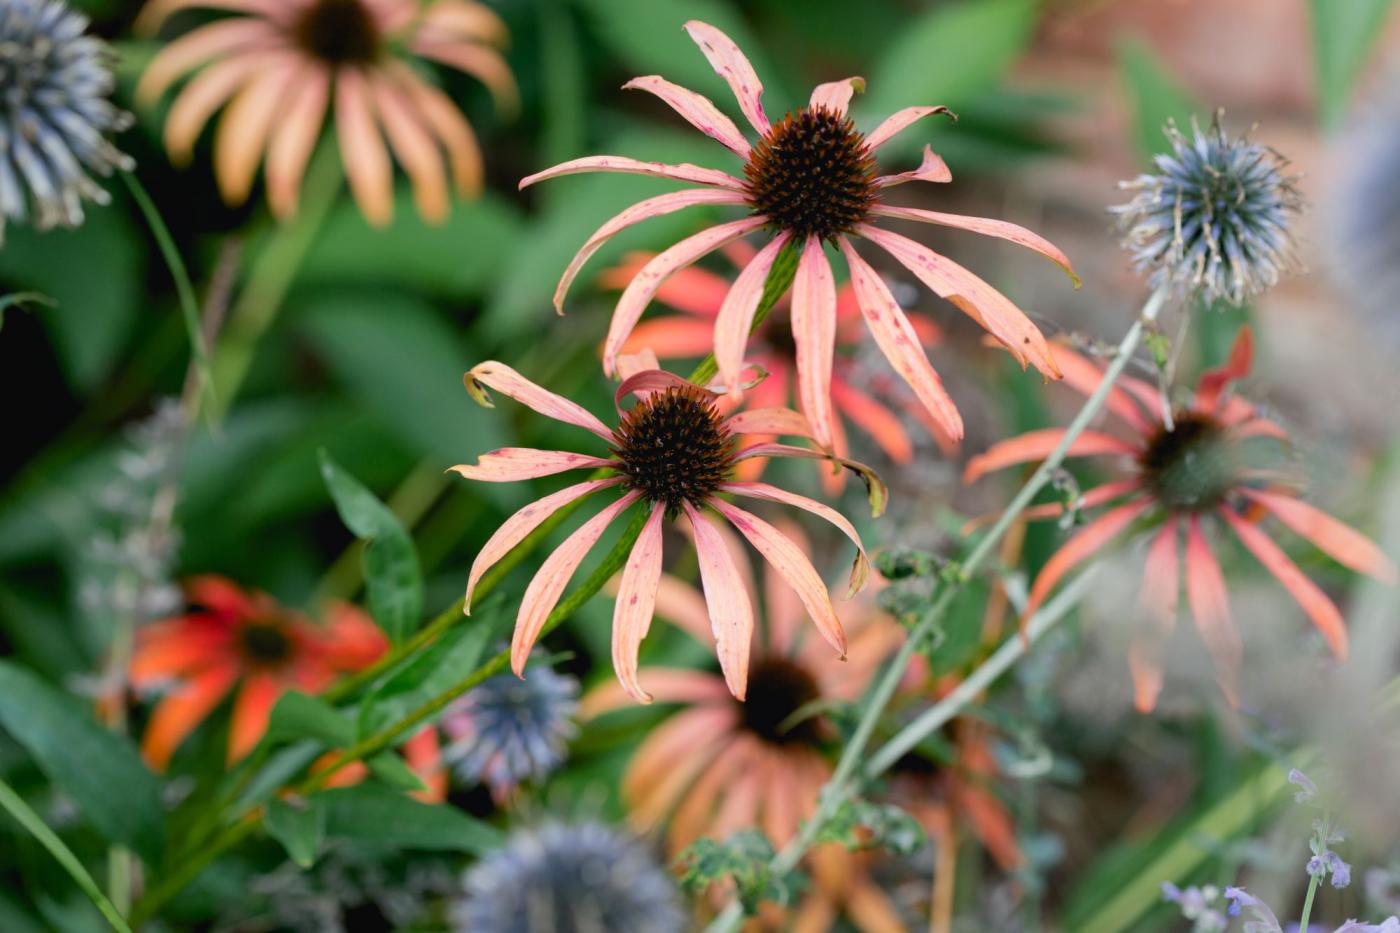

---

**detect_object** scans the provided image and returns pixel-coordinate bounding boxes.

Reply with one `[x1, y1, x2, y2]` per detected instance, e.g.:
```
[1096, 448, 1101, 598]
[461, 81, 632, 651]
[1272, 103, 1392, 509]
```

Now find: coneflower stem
[707, 284, 1171, 932]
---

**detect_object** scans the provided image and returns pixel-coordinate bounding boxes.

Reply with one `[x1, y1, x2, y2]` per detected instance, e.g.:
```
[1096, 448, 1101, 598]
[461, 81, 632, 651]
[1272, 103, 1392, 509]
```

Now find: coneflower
[0, 0, 133, 242]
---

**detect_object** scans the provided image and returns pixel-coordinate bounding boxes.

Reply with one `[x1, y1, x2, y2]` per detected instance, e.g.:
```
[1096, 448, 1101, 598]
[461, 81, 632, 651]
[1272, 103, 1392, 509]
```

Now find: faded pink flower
[522, 21, 1078, 452]
[134, 0, 515, 225]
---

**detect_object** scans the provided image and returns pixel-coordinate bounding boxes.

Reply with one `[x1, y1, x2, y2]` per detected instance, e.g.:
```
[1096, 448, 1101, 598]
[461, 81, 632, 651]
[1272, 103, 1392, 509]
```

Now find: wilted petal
[1128, 518, 1179, 713]
[465, 361, 615, 439]
[791, 236, 838, 449]
[389, 64, 483, 196]
[809, 76, 865, 115]
[876, 145, 951, 187]
[715, 233, 791, 394]
[624, 76, 750, 157]
[1240, 489, 1397, 583]
[872, 205, 1079, 285]
[612, 504, 667, 702]
[1185, 516, 1242, 705]
[721, 481, 869, 596]
[865, 105, 954, 151]
[448, 449, 614, 482]
[685, 502, 756, 699]
[735, 442, 888, 517]
[964, 428, 1139, 484]
[519, 155, 745, 191]
[683, 21, 770, 135]
[1023, 499, 1152, 626]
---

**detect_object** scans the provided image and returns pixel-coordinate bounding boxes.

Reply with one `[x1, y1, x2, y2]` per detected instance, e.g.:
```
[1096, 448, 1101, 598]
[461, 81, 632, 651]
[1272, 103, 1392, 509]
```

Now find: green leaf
[1310, 0, 1396, 130]
[813, 799, 928, 857]
[264, 691, 355, 749]
[318, 450, 423, 643]
[1115, 38, 1202, 165]
[316, 785, 502, 853]
[0, 661, 164, 863]
[675, 830, 800, 915]
[365, 752, 427, 793]
[263, 798, 326, 868]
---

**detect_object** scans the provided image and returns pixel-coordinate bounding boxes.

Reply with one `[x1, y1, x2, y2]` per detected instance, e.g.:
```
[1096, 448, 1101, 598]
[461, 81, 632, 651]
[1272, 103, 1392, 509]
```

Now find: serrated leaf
[0, 661, 164, 863]
[264, 798, 326, 868]
[317, 450, 423, 643]
[264, 691, 355, 748]
[317, 785, 502, 853]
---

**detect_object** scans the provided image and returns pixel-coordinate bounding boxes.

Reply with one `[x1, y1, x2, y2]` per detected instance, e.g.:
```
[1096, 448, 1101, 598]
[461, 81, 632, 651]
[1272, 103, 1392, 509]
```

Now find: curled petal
[511, 493, 641, 675]
[871, 205, 1079, 286]
[685, 503, 756, 699]
[448, 449, 614, 482]
[682, 21, 770, 135]
[1185, 516, 1242, 706]
[865, 105, 955, 151]
[809, 76, 865, 115]
[876, 145, 951, 186]
[1023, 499, 1152, 626]
[519, 155, 745, 191]
[615, 369, 717, 410]
[721, 482, 869, 597]
[715, 233, 792, 394]
[624, 75, 750, 157]
[792, 236, 838, 449]
[1129, 518, 1179, 713]
[964, 428, 1140, 484]
[1240, 489, 1397, 583]
[612, 504, 667, 702]
[1196, 326, 1254, 413]
[725, 407, 813, 439]
[465, 361, 615, 440]
[735, 442, 888, 517]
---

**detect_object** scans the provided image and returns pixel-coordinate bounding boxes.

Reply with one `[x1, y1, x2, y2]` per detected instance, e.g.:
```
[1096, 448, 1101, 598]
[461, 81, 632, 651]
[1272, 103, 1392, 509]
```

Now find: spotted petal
[683, 21, 770, 135]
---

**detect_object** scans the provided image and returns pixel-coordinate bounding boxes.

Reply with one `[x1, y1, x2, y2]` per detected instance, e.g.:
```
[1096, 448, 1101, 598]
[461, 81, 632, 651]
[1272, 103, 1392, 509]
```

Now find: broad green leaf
[1116, 38, 1201, 164]
[263, 798, 326, 868]
[318, 451, 423, 643]
[366, 752, 427, 793]
[1310, 0, 1396, 130]
[316, 785, 502, 853]
[264, 691, 355, 748]
[0, 661, 164, 863]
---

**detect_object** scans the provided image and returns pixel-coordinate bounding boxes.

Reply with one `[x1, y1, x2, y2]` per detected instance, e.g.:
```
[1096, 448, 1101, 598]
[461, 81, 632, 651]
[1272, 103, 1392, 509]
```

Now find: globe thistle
[0, 0, 133, 242]
[1113, 111, 1301, 306]
[450, 821, 685, 933]
[439, 665, 579, 798]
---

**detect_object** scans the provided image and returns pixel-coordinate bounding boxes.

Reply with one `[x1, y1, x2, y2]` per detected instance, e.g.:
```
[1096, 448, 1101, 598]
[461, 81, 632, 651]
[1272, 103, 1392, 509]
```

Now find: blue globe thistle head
[1112, 110, 1302, 307]
[451, 821, 685, 933]
[0, 0, 133, 242]
[440, 665, 579, 799]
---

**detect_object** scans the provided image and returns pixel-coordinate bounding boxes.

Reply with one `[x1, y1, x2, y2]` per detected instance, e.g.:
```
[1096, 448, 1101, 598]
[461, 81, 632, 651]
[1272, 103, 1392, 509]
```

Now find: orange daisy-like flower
[452, 361, 881, 703]
[132, 575, 387, 769]
[134, 0, 515, 224]
[966, 329, 1397, 711]
[605, 244, 957, 493]
[522, 20, 1077, 451]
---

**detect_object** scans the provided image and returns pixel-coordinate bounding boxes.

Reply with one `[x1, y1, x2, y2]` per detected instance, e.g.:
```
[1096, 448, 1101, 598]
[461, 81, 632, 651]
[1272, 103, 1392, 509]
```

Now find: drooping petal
[511, 493, 640, 675]
[554, 188, 747, 312]
[711, 499, 848, 657]
[1195, 326, 1254, 414]
[519, 155, 745, 191]
[1022, 499, 1153, 625]
[857, 224, 1060, 378]
[1128, 518, 1179, 713]
[135, 19, 277, 103]
[624, 76, 750, 157]
[212, 57, 297, 205]
[666, 736, 754, 854]
[1239, 489, 1397, 583]
[418, 0, 508, 44]
[964, 428, 1140, 484]
[831, 379, 913, 463]
[791, 236, 838, 449]
[1050, 342, 1156, 434]
[604, 255, 733, 317]
[1221, 507, 1348, 658]
[264, 65, 330, 219]
[367, 74, 450, 224]
[682, 21, 770, 135]
[464, 361, 615, 439]
[410, 39, 519, 114]
[864, 106, 954, 151]
[623, 703, 734, 801]
[465, 478, 623, 612]
[721, 481, 869, 596]
[447, 449, 614, 482]
[335, 67, 394, 226]
[809, 77, 865, 115]
[161, 53, 268, 164]
[724, 407, 813, 438]
[580, 668, 730, 718]
[1184, 516, 1242, 705]
[840, 238, 963, 440]
[388, 61, 483, 196]
[715, 233, 791, 394]
[604, 217, 768, 375]
[734, 442, 888, 517]
[875, 145, 951, 187]
[611, 504, 667, 702]
[630, 711, 738, 832]
[140, 662, 240, 770]
[871, 205, 1079, 285]
[228, 672, 281, 763]
[685, 502, 756, 699]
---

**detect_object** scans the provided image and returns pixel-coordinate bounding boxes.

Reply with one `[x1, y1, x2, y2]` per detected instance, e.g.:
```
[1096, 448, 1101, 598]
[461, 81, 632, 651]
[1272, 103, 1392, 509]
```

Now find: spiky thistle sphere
[0, 0, 132, 242]
[451, 821, 684, 933]
[439, 666, 579, 797]
[1112, 112, 1301, 306]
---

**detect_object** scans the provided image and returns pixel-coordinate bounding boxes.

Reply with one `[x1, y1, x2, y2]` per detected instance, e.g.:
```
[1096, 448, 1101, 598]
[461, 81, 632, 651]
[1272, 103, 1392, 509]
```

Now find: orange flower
[132, 576, 387, 769]
[316, 727, 447, 803]
[966, 328, 1397, 711]
[134, 0, 515, 224]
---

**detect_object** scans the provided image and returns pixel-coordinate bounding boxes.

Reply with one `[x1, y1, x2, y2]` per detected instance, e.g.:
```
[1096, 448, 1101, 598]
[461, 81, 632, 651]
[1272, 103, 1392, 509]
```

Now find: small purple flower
[1162, 881, 1228, 931]
[1333, 920, 1400, 933]
[1226, 887, 1284, 933]
[1290, 769, 1319, 805]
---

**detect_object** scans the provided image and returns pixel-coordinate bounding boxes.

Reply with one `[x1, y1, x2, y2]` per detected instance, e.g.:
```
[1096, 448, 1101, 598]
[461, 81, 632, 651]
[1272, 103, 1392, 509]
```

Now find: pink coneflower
[452, 361, 880, 703]
[965, 328, 1397, 711]
[134, 0, 515, 224]
[604, 244, 957, 493]
[521, 21, 1076, 451]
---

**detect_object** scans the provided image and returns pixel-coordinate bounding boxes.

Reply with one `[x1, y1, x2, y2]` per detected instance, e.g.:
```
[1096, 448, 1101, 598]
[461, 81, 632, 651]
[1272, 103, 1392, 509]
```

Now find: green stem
[1298, 808, 1329, 933]
[0, 778, 133, 933]
[706, 285, 1170, 932]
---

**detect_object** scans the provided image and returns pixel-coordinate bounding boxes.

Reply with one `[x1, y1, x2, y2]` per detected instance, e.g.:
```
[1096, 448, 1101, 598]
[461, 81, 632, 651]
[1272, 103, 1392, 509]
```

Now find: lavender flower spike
[1290, 768, 1320, 804]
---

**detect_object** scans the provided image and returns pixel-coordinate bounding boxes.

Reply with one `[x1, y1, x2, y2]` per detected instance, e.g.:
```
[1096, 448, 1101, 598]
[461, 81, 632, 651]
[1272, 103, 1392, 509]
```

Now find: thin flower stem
[0, 777, 134, 933]
[706, 285, 1170, 932]
[1298, 809, 1329, 932]
[1298, 871, 1320, 930]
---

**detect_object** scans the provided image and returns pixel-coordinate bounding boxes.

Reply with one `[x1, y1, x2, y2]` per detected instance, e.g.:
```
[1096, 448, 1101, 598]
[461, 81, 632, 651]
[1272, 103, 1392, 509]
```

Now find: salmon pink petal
[448, 449, 614, 483]
[950, 772, 1021, 872]
[734, 442, 888, 517]
[715, 233, 791, 394]
[857, 225, 1060, 377]
[604, 217, 769, 375]
[213, 57, 296, 205]
[791, 236, 838, 449]
[1128, 518, 1179, 713]
[628, 708, 737, 828]
[368, 75, 450, 224]
[711, 499, 848, 657]
[1023, 499, 1152, 626]
[1185, 516, 1242, 705]
[606, 259, 731, 318]
[1010, 478, 1144, 525]
[389, 62, 483, 196]
[668, 737, 754, 854]
[1232, 417, 1289, 441]
[685, 502, 756, 699]
[1222, 508, 1348, 658]
[135, 19, 276, 103]
[840, 238, 964, 440]
[335, 68, 395, 226]
[724, 407, 813, 439]
[419, 1, 508, 44]
[611, 504, 667, 702]
[185, 575, 255, 618]
[831, 380, 913, 463]
[651, 574, 716, 646]
[682, 21, 769, 135]
[1050, 342, 1156, 434]
[321, 603, 388, 670]
[721, 481, 870, 596]
[872, 205, 1079, 285]
[1240, 489, 1397, 583]
[875, 145, 951, 187]
[161, 53, 267, 164]
[130, 625, 230, 686]
[465, 361, 615, 439]
[402, 727, 447, 803]
[141, 662, 240, 771]
[135, 0, 285, 34]
[465, 478, 624, 612]
[1196, 326, 1254, 413]
[620, 317, 717, 359]
[964, 428, 1140, 484]
[511, 493, 641, 676]
[614, 369, 716, 409]
[265, 67, 330, 219]
[624, 76, 750, 157]
[613, 350, 662, 387]
[865, 106, 954, 151]
[554, 188, 747, 313]
[580, 668, 729, 718]
[411, 39, 519, 114]
[809, 77, 865, 115]
[519, 155, 745, 191]
[228, 672, 281, 763]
